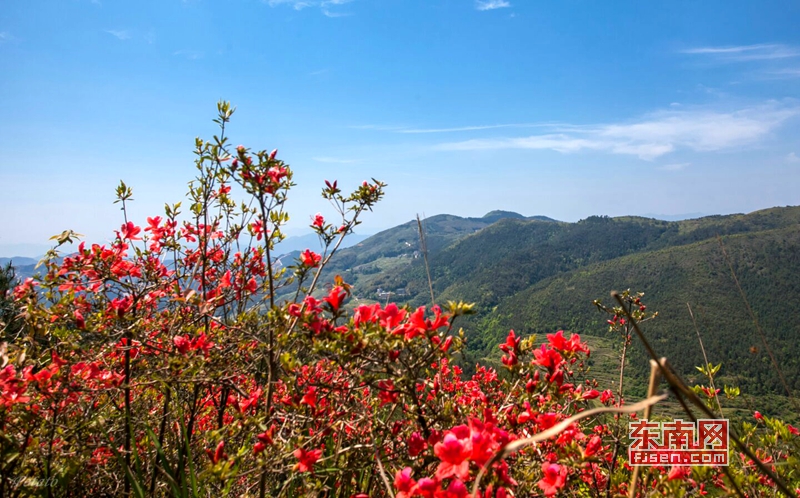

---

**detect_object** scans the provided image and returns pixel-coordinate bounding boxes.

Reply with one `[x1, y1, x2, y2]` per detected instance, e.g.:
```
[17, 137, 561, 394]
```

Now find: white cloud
[657, 163, 691, 171]
[323, 9, 352, 17]
[787, 152, 800, 164]
[105, 29, 131, 40]
[350, 123, 565, 134]
[435, 102, 800, 160]
[476, 0, 510, 11]
[765, 68, 800, 79]
[398, 123, 552, 134]
[267, 0, 314, 9]
[173, 50, 203, 60]
[681, 44, 800, 62]
[0, 32, 13, 43]
[266, 0, 353, 15]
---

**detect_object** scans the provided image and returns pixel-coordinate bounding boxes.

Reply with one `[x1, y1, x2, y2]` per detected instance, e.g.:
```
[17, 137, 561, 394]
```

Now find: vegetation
[312, 205, 800, 405]
[0, 263, 22, 339]
[2, 104, 800, 497]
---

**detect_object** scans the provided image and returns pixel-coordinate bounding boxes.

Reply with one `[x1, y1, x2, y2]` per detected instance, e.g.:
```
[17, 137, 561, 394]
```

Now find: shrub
[2, 103, 799, 497]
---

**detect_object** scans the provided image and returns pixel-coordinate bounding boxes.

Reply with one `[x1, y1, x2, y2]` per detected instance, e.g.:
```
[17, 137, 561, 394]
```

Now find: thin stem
[687, 302, 724, 416]
[716, 236, 799, 412]
[612, 291, 794, 498]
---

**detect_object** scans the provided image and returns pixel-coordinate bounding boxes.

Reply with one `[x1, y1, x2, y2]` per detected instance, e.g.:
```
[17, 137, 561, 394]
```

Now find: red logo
[628, 419, 728, 466]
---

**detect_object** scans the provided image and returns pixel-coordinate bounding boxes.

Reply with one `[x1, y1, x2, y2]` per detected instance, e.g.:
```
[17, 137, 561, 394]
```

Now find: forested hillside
[318, 206, 800, 399]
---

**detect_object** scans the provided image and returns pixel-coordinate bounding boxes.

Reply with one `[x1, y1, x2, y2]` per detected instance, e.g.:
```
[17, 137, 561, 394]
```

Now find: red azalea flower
[324, 286, 347, 312]
[206, 441, 226, 464]
[584, 435, 603, 457]
[120, 221, 142, 241]
[533, 344, 564, 372]
[300, 249, 321, 267]
[294, 447, 323, 473]
[74, 309, 86, 329]
[413, 478, 439, 498]
[301, 386, 317, 410]
[668, 465, 691, 481]
[537, 462, 567, 497]
[408, 432, 428, 457]
[582, 389, 600, 400]
[254, 426, 276, 454]
[377, 379, 399, 406]
[436, 479, 468, 498]
[379, 303, 407, 331]
[394, 467, 416, 498]
[353, 303, 381, 327]
[173, 335, 191, 355]
[434, 426, 472, 481]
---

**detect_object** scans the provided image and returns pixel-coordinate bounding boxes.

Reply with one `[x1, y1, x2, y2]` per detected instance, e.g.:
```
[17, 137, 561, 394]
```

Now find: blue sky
[2, 0, 800, 256]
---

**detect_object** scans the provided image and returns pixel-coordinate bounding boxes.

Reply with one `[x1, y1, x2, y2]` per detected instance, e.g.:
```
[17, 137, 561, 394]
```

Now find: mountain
[317, 211, 554, 301]
[640, 212, 707, 221]
[316, 206, 800, 401]
[0, 257, 38, 267]
[273, 232, 371, 256]
[474, 223, 800, 397]
[7, 206, 799, 402]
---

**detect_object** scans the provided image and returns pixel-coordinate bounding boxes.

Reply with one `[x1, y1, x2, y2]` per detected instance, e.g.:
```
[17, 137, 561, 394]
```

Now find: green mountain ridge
[476, 224, 800, 397]
[318, 205, 800, 403]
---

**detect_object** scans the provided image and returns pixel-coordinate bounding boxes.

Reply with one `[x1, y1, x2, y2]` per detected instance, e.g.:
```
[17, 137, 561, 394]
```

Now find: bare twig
[417, 214, 435, 307]
[612, 291, 794, 498]
[374, 452, 395, 498]
[687, 302, 724, 416]
[628, 359, 663, 498]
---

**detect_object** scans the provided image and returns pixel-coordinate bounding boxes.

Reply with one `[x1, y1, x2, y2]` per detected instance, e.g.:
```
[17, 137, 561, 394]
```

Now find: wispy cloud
[312, 156, 356, 164]
[657, 162, 690, 171]
[435, 102, 800, 160]
[173, 50, 203, 60]
[323, 9, 352, 17]
[399, 123, 552, 134]
[0, 32, 16, 43]
[404, 123, 554, 134]
[351, 123, 557, 134]
[681, 43, 800, 62]
[764, 68, 800, 79]
[267, 0, 313, 9]
[105, 29, 131, 40]
[476, 0, 511, 10]
[787, 152, 800, 164]
[266, 0, 353, 16]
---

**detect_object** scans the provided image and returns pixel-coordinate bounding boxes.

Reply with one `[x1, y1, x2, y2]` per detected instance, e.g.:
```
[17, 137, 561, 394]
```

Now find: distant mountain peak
[480, 211, 558, 223]
[481, 210, 526, 222]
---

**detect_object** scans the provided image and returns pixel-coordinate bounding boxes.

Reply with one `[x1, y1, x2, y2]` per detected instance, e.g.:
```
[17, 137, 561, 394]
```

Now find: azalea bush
[2, 103, 800, 497]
